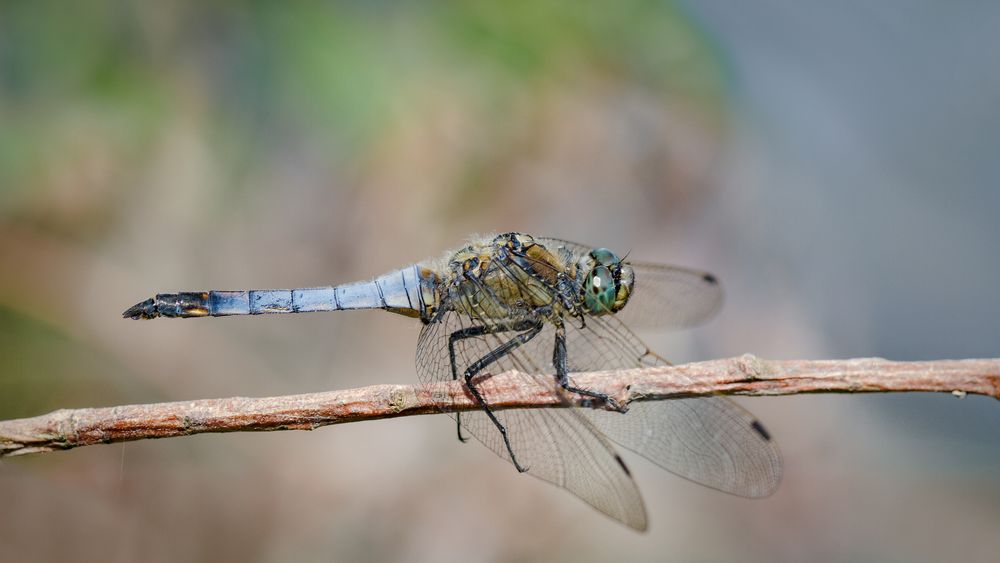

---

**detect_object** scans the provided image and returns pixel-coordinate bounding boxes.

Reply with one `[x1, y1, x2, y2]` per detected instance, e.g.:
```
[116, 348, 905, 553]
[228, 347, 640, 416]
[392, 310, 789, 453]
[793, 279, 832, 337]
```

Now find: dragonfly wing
[617, 261, 723, 330]
[416, 308, 648, 531]
[586, 397, 782, 497]
[535, 238, 723, 330]
[563, 313, 782, 497]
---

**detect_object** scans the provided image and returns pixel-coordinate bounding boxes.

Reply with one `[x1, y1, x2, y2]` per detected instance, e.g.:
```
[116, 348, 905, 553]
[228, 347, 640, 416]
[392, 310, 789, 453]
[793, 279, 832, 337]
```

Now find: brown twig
[2, 355, 998, 458]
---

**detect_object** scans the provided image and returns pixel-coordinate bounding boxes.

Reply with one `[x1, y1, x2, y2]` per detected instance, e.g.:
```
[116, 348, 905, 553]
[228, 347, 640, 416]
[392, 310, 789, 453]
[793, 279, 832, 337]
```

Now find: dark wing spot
[614, 454, 632, 477]
[702, 273, 718, 285]
[751, 420, 772, 441]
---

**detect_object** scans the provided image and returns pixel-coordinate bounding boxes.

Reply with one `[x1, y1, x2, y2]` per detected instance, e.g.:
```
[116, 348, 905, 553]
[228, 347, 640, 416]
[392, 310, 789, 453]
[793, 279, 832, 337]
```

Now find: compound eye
[583, 265, 617, 314]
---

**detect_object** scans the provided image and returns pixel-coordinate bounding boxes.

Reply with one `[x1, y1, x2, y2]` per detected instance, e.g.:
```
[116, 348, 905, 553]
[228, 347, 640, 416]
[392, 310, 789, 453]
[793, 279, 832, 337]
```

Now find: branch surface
[2, 355, 998, 457]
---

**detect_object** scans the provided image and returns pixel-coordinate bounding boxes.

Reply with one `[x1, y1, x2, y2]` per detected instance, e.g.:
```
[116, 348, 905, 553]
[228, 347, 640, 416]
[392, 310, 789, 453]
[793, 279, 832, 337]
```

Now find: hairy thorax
[441, 233, 569, 322]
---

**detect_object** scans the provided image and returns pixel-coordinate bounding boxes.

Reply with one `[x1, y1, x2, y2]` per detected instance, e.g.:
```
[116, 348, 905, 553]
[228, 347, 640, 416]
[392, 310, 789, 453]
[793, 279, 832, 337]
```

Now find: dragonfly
[124, 232, 781, 530]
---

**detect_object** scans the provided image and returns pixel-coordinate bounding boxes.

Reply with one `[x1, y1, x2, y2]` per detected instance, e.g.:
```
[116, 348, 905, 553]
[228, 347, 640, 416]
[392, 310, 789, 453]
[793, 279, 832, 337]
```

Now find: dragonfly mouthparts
[122, 298, 158, 320]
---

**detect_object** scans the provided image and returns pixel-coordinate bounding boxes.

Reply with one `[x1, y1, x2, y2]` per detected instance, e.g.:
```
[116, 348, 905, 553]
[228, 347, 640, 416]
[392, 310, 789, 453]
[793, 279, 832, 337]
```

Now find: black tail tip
[123, 298, 157, 320]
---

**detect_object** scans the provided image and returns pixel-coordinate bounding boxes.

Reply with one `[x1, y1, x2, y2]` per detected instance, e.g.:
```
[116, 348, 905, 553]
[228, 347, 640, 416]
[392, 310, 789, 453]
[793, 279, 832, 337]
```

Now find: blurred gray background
[1, 2, 998, 561]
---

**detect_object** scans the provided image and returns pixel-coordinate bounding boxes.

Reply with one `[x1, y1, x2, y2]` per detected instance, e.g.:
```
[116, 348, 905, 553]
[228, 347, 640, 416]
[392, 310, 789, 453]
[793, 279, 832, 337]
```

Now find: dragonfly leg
[448, 320, 538, 443]
[448, 326, 493, 443]
[456, 320, 543, 473]
[552, 322, 625, 412]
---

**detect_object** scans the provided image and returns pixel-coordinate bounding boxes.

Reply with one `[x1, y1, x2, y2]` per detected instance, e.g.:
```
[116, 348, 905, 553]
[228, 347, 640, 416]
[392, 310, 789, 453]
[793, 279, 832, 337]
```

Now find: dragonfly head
[577, 248, 634, 316]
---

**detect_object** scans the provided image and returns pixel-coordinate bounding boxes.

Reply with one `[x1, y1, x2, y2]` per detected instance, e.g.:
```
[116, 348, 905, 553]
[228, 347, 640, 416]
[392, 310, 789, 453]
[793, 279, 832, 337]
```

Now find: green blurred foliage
[0, 0, 723, 216]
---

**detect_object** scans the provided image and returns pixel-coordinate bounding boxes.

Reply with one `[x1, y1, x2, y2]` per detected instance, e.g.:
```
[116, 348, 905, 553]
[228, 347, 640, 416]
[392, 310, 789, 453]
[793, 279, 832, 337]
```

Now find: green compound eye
[577, 247, 632, 315]
[584, 264, 617, 314]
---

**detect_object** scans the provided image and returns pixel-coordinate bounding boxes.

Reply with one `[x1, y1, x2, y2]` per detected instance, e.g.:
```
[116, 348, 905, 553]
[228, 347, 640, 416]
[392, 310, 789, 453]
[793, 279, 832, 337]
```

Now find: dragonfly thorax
[440, 233, 573, 322]
[436, 234, 635, 323]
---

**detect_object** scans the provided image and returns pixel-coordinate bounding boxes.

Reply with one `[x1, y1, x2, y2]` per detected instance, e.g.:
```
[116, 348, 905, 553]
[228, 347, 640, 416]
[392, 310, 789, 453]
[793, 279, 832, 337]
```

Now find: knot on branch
[734, 354, 768, 382]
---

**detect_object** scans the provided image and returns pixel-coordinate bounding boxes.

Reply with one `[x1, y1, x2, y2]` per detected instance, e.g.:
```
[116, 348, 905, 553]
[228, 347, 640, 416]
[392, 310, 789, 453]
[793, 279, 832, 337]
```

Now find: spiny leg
[446, 274, 517, 442]
[448, 320, 538, 442]
[552, 321, 624, 412]
[448, 325, 492, 443]
[456, 320, 543, 473]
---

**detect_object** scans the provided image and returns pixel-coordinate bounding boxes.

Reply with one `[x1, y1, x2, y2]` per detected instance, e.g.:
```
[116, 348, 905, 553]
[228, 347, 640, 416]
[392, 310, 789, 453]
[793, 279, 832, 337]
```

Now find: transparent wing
[619, 261, 723, 330]
[535, 237, 724, 330]
[416, 309, 648, 530]
[562, 313, 782, 497]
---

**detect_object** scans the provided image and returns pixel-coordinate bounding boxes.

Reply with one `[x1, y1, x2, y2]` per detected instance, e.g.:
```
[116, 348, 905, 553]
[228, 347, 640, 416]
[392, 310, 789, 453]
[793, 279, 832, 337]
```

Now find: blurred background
[2, 1, 999, 561]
